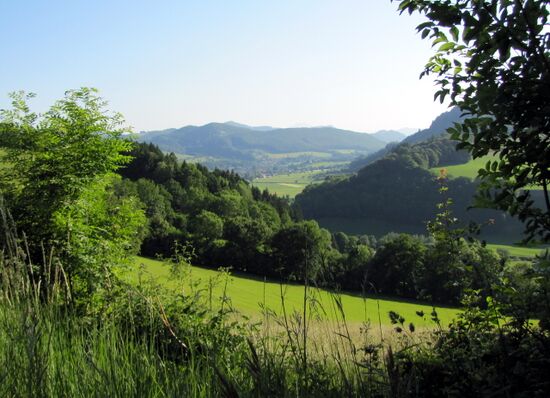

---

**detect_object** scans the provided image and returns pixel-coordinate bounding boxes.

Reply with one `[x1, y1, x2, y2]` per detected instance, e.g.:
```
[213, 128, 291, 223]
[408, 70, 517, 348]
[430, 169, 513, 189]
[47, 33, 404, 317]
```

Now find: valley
[251, 169, 329, 198]
[136, 122, 392, 177]
[2, 1, 549, 395]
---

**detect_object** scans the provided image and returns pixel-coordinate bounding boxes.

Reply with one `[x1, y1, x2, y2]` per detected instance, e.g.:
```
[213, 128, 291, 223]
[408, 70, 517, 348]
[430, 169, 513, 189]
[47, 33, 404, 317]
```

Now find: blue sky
[0, 1, 449, 133]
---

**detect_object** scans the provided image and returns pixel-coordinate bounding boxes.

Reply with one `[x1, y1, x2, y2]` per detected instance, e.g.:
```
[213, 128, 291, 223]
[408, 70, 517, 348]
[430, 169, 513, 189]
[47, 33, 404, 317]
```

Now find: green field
[251, 170, 325, 197]
[430, 155, 497, 180]
[487, 243, 548, 258]
[126, 257, 460, 327]
[432, 156, 542, 190]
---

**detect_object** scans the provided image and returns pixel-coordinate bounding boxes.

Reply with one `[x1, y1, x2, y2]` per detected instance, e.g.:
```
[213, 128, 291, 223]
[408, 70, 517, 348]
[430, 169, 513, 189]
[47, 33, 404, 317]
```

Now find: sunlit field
[126, 256, 461, 328]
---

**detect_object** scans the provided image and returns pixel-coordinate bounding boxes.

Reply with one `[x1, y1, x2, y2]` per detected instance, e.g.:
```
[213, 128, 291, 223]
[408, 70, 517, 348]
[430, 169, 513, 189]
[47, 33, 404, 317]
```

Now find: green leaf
[438, 42, 455, 51]
[450, 26, 459, 41]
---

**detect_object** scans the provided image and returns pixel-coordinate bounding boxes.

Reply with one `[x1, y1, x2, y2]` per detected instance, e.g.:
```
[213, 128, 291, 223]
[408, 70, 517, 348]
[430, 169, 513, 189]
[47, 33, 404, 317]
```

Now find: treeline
[349, 106, 466, 171]
[349, 136, 470, 172]
[327, 232, 503, 305]
[390, 137, 471, 169]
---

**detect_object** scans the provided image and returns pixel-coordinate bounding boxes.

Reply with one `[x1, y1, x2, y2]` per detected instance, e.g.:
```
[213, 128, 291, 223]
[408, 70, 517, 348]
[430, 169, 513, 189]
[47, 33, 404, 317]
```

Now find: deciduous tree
[396, 0, 550, 241]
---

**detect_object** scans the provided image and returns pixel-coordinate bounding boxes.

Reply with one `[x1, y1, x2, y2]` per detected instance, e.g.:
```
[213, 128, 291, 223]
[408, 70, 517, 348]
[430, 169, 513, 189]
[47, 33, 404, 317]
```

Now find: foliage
[54, 175, 146, 306]
[390, 291, 550, 397]
[0, 88, 134, 243]
[367, 234, 426, 298]
[397, 0, 550, 242]
[0, 89, 144, 302]
[270, 220, 333, 281]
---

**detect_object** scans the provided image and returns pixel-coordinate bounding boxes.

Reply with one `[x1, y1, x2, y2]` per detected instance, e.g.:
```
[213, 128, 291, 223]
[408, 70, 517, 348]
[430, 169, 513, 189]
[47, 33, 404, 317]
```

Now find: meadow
[127, 256, 461, 328]
[431, 155, 542, 191]
[430, 155, 497, 179]
[251, 170, 326, 197]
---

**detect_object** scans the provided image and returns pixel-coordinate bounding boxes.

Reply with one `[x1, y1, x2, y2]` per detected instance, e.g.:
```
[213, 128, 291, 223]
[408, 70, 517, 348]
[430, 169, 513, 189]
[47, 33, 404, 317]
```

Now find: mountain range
[137, 123, 389, 160]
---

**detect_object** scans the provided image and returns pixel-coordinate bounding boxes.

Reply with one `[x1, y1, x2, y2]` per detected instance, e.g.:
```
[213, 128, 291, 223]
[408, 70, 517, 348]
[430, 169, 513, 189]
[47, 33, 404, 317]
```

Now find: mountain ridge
[137, 122, 387, 159]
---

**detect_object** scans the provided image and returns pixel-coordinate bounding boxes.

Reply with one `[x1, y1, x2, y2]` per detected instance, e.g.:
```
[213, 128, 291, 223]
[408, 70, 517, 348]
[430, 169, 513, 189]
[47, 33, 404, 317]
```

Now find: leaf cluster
[396, 0, 550, 241]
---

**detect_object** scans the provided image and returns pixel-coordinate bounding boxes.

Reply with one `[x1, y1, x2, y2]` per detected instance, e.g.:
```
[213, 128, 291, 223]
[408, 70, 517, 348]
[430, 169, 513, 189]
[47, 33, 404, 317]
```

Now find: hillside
[402, 107, 464, 144]
[349, 107, 464, 171]
[430, 155, 497, 180]
[295, 138, 524, 242]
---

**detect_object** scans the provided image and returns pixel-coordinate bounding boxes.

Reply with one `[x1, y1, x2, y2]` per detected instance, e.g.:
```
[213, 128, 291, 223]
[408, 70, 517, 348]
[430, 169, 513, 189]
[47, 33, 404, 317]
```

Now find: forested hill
[294, 137, 522, 240]
[117, 142, 367, 283]
[349, 107, 464, 171]
[117, 142, 293, 260]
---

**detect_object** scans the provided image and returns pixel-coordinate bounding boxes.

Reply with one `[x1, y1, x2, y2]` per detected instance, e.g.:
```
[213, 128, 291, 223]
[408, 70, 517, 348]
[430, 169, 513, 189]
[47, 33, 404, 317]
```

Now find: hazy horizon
[138, 120, 420, 135]
[1, 1, 449, 133]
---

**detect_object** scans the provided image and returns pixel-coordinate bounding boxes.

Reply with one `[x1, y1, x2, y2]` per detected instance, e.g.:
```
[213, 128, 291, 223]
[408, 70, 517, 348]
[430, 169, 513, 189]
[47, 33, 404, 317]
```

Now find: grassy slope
[126, 257, 460, 327]
[432, 155, 541, 190]
[437, 155, 496, 179]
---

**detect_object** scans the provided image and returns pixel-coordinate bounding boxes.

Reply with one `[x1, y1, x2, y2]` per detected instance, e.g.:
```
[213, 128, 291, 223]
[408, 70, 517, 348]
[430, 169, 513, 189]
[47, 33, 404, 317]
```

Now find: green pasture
[307, 160, 349, 169]
[126, 257, 460, 327]
[432, 156, 542, 190]
[251, 170, 325, 197]
[430, 155, 497, 180]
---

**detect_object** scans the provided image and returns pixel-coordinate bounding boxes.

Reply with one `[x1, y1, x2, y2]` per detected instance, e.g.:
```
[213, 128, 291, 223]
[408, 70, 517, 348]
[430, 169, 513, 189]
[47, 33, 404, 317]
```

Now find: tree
[0, 88, 134, 244]
[270, 220, 332, 281]
[396, 0, 550, 241]
[54, 175, 146, 301]
[367, 234, 426, 298]
[0, 88, 144, 300]
[191, 210, 224, 242]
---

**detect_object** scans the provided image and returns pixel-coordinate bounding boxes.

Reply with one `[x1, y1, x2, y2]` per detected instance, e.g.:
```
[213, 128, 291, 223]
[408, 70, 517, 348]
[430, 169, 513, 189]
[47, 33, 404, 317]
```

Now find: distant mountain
[224, 121, 275, 131]
[137, 122, 386, 160]
[402, 107, 464, 144]
[397, 127, 419, 135]
[370, 130, 407, 143]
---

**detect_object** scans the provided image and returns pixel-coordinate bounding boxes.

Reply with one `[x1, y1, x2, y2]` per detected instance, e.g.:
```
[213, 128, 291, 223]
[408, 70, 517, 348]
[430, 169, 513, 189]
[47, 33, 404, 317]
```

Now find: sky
[0, 1, 450, 133]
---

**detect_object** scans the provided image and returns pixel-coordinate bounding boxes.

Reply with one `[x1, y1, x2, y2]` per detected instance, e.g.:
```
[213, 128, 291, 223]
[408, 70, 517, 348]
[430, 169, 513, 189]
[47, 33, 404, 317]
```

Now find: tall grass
[0, 206, 437, 397]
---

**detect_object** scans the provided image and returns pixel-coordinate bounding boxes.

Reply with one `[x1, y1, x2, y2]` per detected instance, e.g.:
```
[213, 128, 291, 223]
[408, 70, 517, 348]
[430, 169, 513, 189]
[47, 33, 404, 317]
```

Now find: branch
[543, 178, 550, 215]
